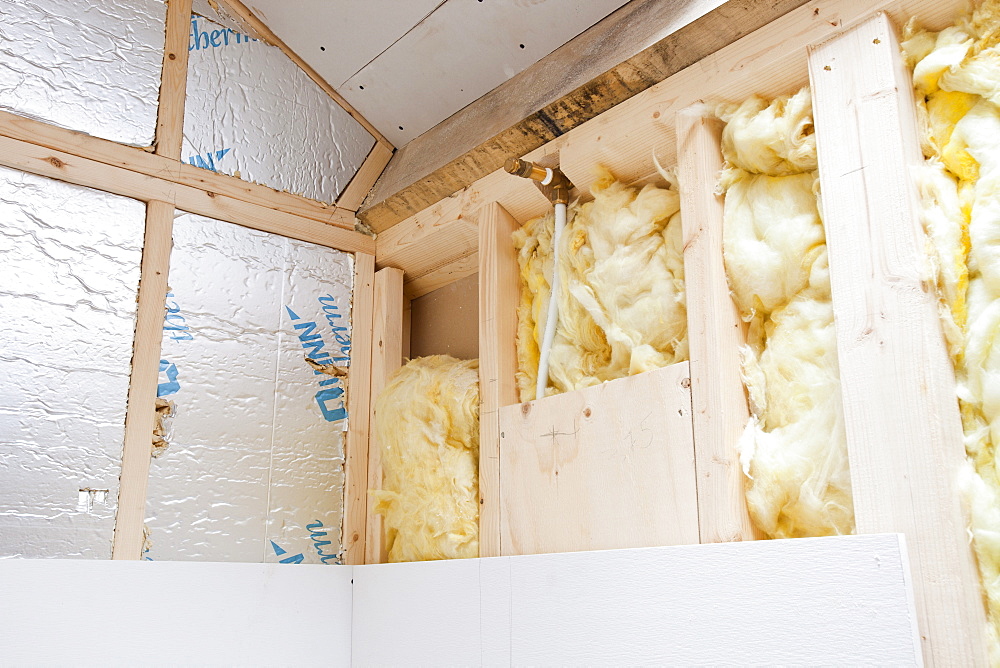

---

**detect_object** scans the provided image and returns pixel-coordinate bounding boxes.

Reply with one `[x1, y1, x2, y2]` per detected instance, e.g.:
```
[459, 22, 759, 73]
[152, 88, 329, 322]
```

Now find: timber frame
[2, 0, 993, 662]
[362, 0, 993, 663]
[0, 0, 389, 563]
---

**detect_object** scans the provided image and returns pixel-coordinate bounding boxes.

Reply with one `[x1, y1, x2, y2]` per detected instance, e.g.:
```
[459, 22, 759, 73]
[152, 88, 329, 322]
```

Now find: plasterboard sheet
[244, 0, 444, 90]
[183, 7, 375, 203]
[352, 534, 921, 666]
[0, 0, 165, 146]
[339, 0, 631, 145]
[0, 560, 353, 666]
[0, 166, 144, 559]
[144, 210, 355, 564]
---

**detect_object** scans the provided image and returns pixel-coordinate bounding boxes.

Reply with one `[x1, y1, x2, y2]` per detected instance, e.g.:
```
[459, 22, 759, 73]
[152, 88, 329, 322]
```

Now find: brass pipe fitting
[504, 157, 573, 205]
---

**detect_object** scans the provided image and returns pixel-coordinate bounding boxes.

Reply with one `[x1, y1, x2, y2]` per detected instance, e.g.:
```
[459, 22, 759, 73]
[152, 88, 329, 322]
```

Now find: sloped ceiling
[241, 0, 631, 147]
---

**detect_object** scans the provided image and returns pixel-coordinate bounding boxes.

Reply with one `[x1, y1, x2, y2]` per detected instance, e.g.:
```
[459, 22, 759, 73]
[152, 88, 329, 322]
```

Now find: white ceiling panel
[244, 0, 446, 88]
[250, 0, 630, 146]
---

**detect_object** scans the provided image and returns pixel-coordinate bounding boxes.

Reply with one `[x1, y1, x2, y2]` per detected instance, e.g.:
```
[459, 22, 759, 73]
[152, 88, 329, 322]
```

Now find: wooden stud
[364, 268, 405, 564]
[215, 0, 392, 149]
[111, 200, 174, 559]
[0, 134, 373, 254]
[154, 0, 193, 159]
[809, 13, 987, 663]
[342, 253, 376, 565]
[0, 110, 356, 230]
[337, 143, 394, 213]
[477, 203, 520, 557]
[676, 108, 762, 544]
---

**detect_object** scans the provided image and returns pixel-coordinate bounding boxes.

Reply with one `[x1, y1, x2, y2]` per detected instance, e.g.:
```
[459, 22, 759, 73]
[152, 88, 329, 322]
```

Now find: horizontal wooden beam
[0, 133, 375, 254]
[357, 0, 812, 232]
[216, 0, 392, 149]
[0, 110, 357, 231]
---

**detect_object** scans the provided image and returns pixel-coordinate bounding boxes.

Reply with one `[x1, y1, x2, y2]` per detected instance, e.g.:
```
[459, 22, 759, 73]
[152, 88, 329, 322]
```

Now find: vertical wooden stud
[112, 200, 174, 559]
[364, 267, 405, 564]
[810, 13, 987, 663]
[478, 202, 521, 557]
[343, 253, 376, 565]
[155, 0, 193, 159]
[676, 107, 763, 544]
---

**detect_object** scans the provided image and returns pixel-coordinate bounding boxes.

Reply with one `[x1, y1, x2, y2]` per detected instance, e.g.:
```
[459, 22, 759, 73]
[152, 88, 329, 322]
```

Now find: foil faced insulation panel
[0, 0, 166, 146]
[0, 166, 144, 559]
[182, 8, 376, 204]
[144, 211, 354, 563]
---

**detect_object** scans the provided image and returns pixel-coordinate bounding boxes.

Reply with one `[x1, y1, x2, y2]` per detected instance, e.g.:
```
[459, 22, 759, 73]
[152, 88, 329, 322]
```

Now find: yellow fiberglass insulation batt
[512, 167, 687, 401]
[716, 88, 855, 539]
[370, 355, 480, 562]
[905, 1, 1000, 655]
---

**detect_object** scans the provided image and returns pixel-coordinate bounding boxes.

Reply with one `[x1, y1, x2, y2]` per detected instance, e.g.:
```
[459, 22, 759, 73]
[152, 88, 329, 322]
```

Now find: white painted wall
[0, 534, 921, 666]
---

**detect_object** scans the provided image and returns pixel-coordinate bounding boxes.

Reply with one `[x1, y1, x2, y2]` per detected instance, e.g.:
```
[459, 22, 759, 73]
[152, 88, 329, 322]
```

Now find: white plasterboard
[351, 533, 923, 666]
[0, 560, 353, 666]
[243, 0, 444, 88]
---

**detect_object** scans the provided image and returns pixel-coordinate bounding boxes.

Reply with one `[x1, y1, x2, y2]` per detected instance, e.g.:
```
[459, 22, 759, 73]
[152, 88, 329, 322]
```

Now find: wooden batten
[810, 13, 987, 663]
[676, 108, 762, 544]
[0, 111, 358, 231]
[343, 253, 377, 565]
[111, 200, 175, 559]
[477, 203, 521, 558]
[337, 143, 394, 213]
[154, 0, 193, 159]
[364, 268, 405, 564]
[0, 134, 374, 255]
[499, 362, 699, 556]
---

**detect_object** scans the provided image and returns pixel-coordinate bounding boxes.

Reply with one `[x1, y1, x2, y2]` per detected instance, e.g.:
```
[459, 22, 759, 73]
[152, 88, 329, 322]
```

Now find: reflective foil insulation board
[183, 5, 376, 203]
[0, 166, 144, 559]
[0, 0, 166, 146]
[144, 211, 354, 564]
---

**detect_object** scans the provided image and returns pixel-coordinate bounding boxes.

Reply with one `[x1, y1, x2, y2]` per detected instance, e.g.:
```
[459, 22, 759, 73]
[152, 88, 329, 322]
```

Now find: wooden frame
[363, 267, 405, 564]
[809, 13, 987, 663]
[477, 203, 521, 557]
[342, 255, 377, 565]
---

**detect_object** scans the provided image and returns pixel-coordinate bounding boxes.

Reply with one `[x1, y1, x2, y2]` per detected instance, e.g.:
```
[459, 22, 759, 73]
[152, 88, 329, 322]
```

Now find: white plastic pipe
[535, 200, 567, 399]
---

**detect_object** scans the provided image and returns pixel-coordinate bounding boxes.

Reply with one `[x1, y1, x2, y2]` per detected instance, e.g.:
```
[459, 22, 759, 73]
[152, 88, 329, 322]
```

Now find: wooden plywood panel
[340, 0, 630, 145]
[351, 534, 920, 665]
[409, 272, 479, 360]
[809, 12, 988, 664]
[500, 362, 698, 556]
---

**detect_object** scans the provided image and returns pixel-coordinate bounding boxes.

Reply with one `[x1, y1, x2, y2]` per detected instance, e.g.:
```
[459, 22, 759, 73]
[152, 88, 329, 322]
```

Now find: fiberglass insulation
[716, 89, 855, 539]
[370, 355, 480, 562]
[513, 168, 687, 401]
[905, 1, 1000, 654]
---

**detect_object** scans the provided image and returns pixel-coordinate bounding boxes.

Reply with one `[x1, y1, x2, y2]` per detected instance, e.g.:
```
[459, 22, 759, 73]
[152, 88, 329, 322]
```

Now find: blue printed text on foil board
[286, 305, 347, 423]
[189, 18, 257, 51]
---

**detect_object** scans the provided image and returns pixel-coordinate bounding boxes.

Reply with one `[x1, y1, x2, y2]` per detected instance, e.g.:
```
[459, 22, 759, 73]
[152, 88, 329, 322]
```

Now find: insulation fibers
[183, 6, 375, 203]
[717, 90, 855, 538]
[513, 168, 687, 401]
[370, 356, 480, 562]
[0, 0, 166, 146]
[144, 211, 354, 564]
[0, 166, 144, 558]
[906, 3, 1000, 654]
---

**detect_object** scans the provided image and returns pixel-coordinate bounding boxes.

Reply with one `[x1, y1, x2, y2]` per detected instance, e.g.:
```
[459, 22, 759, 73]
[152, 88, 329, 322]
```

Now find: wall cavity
[0, 166, 144, 559]
[182, 6, 375, 203]
[144, 211, 354, 564]
[0, 0, 166, 146]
